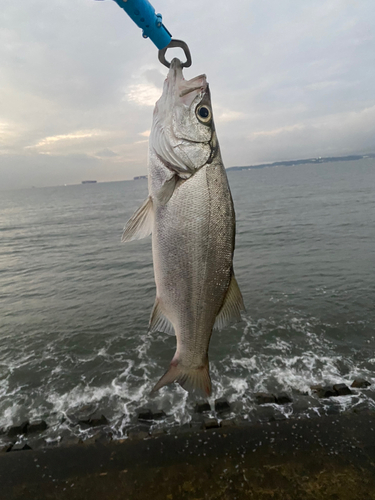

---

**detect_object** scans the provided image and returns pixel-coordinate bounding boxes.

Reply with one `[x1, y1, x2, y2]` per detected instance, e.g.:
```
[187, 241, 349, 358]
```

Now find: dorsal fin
[214, 273, 245, 330]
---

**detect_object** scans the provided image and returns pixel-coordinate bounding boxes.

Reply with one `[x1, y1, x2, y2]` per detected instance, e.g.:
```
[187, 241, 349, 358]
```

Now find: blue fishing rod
[95, 0, 192, 67]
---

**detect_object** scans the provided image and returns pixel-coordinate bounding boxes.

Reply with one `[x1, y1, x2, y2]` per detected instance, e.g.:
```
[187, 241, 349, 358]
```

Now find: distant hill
[227, 154, 375, 172]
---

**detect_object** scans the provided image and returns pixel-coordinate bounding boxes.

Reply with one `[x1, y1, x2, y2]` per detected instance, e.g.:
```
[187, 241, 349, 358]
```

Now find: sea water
[0, 158, 374, 442]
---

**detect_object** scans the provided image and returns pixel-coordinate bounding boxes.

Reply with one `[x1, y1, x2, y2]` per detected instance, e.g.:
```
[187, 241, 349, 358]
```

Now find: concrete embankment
[1, 410, 375, 500]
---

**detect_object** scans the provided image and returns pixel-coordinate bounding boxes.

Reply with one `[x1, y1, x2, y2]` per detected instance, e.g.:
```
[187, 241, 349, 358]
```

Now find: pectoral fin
[149, 298, 175, 335]
[121, 196, 153, 242]
[214, 273, 245, 330]
[156, 175, 177, 205]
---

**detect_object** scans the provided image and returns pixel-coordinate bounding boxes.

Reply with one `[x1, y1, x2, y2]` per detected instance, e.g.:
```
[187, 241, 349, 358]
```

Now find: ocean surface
[0, 158, 374, 443]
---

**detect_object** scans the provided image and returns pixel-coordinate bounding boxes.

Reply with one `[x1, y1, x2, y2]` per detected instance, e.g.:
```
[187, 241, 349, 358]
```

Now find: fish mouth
[179, 85, 203, 98]
[167, 58, 207, 106]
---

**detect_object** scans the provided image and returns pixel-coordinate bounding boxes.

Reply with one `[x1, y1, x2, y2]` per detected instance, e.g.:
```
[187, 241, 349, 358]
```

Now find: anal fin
[121, 196, 153, 242]
[149, 298, 175, 335]
[214, 273, 245, 330]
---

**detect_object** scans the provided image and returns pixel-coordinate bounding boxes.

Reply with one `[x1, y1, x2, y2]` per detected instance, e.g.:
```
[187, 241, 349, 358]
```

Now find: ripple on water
[1, 167, 375, 442]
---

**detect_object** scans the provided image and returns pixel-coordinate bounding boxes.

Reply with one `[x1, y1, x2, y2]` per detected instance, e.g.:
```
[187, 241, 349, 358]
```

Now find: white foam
[0, 402, 23, 429]
[0, 309, 374, 440]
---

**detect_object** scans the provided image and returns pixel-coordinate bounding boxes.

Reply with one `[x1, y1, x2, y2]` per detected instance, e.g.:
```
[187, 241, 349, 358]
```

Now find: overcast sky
[1, 0, 374, 189]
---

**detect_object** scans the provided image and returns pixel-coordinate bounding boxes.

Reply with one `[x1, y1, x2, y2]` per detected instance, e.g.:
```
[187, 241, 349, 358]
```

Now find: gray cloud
[1, 0, 374, 189]
[95, 148, 119, 158]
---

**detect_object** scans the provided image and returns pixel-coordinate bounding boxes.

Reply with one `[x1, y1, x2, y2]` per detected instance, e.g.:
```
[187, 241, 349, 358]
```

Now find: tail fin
[151, 358, 211, 396]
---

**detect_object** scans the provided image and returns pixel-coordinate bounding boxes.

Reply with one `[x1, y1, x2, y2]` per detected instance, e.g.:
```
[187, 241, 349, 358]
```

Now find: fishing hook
[158, 39, 192, 68]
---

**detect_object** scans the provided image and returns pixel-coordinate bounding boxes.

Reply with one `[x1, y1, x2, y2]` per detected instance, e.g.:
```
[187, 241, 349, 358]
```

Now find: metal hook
[158, 39, 192, 68]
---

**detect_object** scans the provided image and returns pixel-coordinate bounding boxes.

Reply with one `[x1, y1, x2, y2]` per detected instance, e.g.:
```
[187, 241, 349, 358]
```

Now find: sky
[1, 0, 374, 189]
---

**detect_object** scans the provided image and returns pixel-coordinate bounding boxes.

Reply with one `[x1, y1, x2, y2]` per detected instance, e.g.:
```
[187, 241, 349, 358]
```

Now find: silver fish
[122, 58, 244, 396]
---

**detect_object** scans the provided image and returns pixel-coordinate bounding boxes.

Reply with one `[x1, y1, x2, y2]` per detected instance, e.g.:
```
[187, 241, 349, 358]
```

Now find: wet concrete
[1, 410, 375, 500]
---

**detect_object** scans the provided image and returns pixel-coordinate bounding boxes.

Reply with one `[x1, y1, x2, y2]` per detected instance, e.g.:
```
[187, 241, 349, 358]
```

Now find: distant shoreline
[2, 154, 374, 192]
[227, 153, 375, 171]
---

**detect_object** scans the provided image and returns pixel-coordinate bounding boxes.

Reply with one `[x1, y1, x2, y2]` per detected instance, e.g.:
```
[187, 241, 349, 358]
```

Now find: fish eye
[196, 105, 212, 124]
[199, 107, 209, 118]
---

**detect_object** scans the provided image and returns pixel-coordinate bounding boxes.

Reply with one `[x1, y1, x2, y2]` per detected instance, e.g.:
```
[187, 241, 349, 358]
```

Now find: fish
[122, 58, 244, 396]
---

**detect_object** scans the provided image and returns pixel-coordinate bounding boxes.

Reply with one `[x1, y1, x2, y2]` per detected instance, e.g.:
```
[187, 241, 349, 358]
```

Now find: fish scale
[155, 165, 231, 365]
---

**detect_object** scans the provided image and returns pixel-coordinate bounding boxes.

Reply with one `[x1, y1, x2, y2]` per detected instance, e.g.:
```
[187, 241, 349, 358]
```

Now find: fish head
[151, 58, 217, 178]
